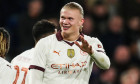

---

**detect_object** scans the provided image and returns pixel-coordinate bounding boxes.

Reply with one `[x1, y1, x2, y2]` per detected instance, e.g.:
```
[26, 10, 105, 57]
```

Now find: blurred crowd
[0, 0, 140, 84]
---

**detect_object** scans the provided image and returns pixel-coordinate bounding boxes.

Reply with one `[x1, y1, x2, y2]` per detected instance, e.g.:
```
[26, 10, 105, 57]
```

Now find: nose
[63, 19, 69, 24]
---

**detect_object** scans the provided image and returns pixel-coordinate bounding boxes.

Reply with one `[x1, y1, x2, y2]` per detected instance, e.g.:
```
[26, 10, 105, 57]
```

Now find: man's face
[59, 8, 84, 35]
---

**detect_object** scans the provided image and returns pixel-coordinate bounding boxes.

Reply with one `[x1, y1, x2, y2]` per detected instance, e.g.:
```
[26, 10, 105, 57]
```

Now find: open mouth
[63, 26, 70, 30]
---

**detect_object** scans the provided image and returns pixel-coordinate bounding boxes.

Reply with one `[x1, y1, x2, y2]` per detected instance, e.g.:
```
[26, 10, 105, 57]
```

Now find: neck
[61, 32, 80, 41]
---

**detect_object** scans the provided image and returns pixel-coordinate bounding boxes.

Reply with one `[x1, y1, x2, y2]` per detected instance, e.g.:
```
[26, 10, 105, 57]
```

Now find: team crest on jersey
[67, 49, 75, 58]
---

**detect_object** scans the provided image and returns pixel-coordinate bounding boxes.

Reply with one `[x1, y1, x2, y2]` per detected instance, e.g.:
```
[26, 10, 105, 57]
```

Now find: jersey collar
[56, 30, 84, 46]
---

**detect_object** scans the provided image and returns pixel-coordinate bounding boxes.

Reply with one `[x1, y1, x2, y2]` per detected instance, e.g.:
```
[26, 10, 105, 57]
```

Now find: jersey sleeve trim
[29, 65, 45, 72]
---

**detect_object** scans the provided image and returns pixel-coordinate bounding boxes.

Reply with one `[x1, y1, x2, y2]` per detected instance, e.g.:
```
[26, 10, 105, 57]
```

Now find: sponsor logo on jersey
[7, 64, 11, 68]
[58, 70, 82, 74]
[51, 61, 87, 69]
[67, 49, 75, 58]
[51, 61, 87, 74]
[53, 50, 61, 56]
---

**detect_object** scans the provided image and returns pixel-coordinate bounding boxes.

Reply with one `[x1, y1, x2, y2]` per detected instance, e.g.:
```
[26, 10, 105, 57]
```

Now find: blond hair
[0, 28, 10, 58]
[61, 2, 84, 18]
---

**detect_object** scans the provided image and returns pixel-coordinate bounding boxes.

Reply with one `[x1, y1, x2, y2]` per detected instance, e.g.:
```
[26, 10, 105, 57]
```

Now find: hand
[74, 35, 93, 55]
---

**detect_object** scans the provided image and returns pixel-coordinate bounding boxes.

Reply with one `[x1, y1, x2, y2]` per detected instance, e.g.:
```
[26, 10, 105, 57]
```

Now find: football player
[0, 27, 17, 83]
[29, 2, 110, 84]
[11, 19, 56, 84]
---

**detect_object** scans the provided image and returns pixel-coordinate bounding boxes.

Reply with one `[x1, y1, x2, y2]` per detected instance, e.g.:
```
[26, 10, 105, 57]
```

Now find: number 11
[13, 65, 28, 84]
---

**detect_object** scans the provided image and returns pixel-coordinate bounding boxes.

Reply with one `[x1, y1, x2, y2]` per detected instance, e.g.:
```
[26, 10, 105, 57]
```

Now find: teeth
[63, 26, 70, 28]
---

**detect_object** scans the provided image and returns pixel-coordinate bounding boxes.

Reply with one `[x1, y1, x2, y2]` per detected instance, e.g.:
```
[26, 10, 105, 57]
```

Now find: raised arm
[75, 35, 110, 69]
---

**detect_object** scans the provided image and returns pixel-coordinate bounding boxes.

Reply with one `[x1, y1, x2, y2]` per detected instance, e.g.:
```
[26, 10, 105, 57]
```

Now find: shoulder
[17, 48, 34, 57]
[84, 35, 101, 44]
[20, 48, 34, 56]
[34, 34, 57, 53]
[11, 48, 34, 63]
[39, 34, 57, 44]
[42, 34, 56, 40]
[36, 34, 58, 48]
[84, 35, 105, 50]
[0, 57, 10, 65]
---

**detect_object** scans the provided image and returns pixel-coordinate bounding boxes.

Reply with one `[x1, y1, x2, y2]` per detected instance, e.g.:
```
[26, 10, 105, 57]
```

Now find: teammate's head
[0, 27, 10, 58]
[32, 19, 56, 44]
[59, 2, 84, 35]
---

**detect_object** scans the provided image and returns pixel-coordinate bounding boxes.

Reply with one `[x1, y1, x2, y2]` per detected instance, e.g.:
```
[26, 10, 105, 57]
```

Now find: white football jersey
[11, 48, 34, 84]
[0, 57, 16, 84]
[30, 31, 110, 84]
[11, 48, 34, 67]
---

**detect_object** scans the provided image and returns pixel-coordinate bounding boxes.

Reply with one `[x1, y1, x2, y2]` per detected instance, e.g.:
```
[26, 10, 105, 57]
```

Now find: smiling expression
[59, 8, 84, 36]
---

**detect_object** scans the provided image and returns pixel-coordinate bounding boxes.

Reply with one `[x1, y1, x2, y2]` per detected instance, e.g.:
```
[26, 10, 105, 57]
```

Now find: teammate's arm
[29, 38, 48, 84]
[75, 35, 110, 69]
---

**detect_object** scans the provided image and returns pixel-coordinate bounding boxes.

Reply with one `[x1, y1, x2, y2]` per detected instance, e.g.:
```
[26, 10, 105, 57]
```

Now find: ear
[54, 29, 57, 34]
[81, 18, 84, 25]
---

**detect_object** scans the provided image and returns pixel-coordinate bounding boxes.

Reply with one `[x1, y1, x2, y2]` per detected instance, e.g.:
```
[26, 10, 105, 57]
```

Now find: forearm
[90, 49, 110, 69]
